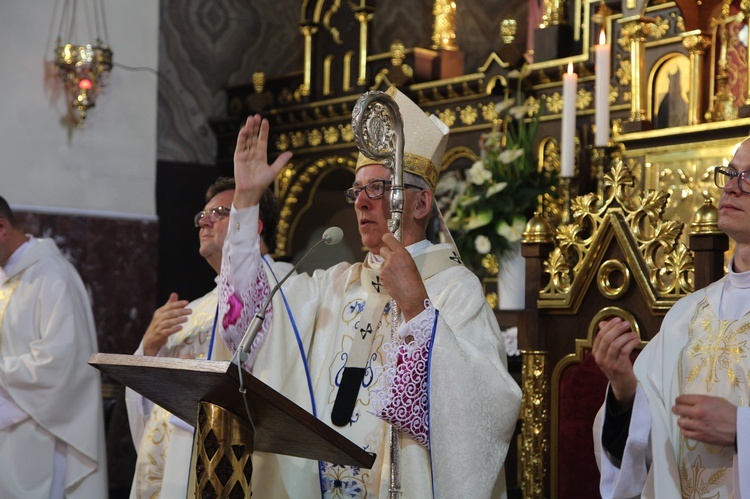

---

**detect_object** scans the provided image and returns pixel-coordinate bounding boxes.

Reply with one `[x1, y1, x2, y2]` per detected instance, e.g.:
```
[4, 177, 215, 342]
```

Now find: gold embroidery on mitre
[354, 87, 448, 193]
[356, 152, 439, 192]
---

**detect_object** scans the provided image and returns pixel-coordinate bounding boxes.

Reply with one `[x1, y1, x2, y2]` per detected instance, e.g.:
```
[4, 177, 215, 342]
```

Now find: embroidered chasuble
[219, 205, 522, 498]
[675, 297, 746, 497]
[595, 274, 750, 499]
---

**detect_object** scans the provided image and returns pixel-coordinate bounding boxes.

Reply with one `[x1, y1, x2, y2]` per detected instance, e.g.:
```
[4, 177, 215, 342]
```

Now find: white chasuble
[0, 238, 107, 498]
[597, 276, 750, 499]
[676, 296, 749, 497]
[219, 205, 522, 498]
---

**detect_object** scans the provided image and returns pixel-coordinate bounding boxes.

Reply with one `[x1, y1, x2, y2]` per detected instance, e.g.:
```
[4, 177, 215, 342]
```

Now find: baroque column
[619, 16, 653, 132]
[681, 31, 711, 125]
[351, 6, 375, 86]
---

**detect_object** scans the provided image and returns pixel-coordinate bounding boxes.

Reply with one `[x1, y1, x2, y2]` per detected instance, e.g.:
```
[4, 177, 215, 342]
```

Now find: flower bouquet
[437, 77, 556, 275]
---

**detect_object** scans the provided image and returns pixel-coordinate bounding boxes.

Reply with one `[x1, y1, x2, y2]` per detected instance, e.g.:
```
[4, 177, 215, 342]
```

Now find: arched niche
[277, 154, 363, 273]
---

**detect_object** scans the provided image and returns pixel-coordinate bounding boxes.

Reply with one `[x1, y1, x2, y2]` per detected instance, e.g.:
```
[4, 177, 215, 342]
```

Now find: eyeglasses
[714, 166, 750, 194]
[345, 179, 423, 203]
[194, 206, 231, 227]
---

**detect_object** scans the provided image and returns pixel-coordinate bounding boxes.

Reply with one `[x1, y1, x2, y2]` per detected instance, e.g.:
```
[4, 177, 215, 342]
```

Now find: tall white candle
[594, 29, 611, 147]
[561, 62, 577, 178]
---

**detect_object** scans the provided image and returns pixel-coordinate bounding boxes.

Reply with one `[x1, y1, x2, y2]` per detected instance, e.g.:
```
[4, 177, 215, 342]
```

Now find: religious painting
[651, 54, 690, 129]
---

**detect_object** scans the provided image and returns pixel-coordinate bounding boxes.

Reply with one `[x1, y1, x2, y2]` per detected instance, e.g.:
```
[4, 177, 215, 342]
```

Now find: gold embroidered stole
[329, 246, 462, 426]
[677, 296, 750, 497]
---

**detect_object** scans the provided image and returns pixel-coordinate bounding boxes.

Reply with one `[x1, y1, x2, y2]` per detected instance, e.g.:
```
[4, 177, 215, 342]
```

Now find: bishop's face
[352, 165, 393, 255]
[718, 139, 750, 247]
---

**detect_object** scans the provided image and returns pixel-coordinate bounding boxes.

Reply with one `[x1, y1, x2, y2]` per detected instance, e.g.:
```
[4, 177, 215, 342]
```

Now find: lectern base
[194, 401, 255, 498]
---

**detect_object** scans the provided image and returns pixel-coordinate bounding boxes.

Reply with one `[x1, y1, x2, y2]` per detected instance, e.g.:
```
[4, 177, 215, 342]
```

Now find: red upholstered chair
[551, 309, 643, 498]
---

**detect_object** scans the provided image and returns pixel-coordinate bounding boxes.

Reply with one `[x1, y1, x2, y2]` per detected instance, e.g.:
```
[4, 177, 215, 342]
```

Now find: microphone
[232, 226, 344, 364]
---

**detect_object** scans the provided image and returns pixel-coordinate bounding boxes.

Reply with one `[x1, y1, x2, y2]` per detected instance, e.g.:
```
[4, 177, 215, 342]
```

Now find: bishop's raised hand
[233, 114, 293, 209]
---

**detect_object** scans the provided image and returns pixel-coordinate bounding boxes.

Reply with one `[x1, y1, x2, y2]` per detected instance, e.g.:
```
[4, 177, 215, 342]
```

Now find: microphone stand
[231, 227, 342, 366]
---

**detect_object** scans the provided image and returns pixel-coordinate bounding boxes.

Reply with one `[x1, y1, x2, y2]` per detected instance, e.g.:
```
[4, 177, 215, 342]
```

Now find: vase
[497, 242, 525, 310]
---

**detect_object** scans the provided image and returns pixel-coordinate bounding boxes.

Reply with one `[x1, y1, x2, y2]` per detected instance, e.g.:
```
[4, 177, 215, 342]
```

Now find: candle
[594, 29, 611, 147]
[561, 62, 577, 178]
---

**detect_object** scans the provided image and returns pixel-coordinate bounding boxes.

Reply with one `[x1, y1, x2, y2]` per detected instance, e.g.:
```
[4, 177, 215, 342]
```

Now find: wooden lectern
[90, 353, 375, 497]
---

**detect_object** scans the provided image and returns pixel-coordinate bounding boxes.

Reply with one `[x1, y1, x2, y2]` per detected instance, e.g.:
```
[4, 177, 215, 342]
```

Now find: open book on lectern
[89, 353, 375, 469]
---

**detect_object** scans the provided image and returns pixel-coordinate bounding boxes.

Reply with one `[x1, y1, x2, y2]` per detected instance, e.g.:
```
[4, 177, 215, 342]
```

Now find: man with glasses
[593, 140, 750, 497]
[126, 177, 293, 498]
[218, 87, 522, 498]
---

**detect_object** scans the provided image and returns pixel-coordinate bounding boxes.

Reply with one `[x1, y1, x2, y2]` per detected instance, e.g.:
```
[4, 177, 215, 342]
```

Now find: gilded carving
[276, 133, 290, 152]
[459, 105, 478, 126]
[616, 59, 631, 86]
[609, 85, 618, 104]
[322, 1, 342, 45]
[437, 108, 457, 127]
[682, 34, 711, 54]
[521, 351, 549, 499]
[540, 160, 695, 310]
[291, 131, 307, 148]
[597, 259, 631, 299]
[541, 0, 565, 27]
[540, 138, 565, 225]
[650, 16, 670, 39]
[277, 164, 296, 198]
[482, 254, 499, 274]
[432, 0, 459, 50]
[576, 88, 592, 110]
[620, 19, 652, 43]
[481, 102, 498, 122]
[500, 19, 518, 45]
[323, 126, 339, 145]
[308, 128, 323, 147]
[526, 96, 541, 116]
[611, 118, 624, 137]
[194, 402, 254, 497]
[546, 92, 564, 113]
[676, 15, 685, 32]
[340, 123, 354, 142]
[706, 0, 739, 122]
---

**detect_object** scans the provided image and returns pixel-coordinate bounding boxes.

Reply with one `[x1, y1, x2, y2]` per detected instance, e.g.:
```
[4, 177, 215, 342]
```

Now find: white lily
[499, 148, 524, 165]
[467, 160, 492, 185]
[497, 216, 527, 243]
[486, 182, 508, 196]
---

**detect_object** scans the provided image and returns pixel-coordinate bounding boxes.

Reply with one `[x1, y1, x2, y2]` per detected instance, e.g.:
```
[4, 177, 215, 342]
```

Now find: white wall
[0, 1, 159, 217]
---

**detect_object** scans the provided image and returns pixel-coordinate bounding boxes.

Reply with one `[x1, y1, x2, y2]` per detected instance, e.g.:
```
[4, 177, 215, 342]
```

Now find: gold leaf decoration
[539, 160, 695, 305]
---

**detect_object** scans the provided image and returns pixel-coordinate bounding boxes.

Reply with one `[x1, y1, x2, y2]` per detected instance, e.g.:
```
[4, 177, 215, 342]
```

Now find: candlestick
[561, 62, 577, 177]
[594, 29, 611, 146]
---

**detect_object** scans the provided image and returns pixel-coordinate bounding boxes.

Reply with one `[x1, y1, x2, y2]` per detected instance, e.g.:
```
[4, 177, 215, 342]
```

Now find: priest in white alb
[0, 195, 107, 498]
